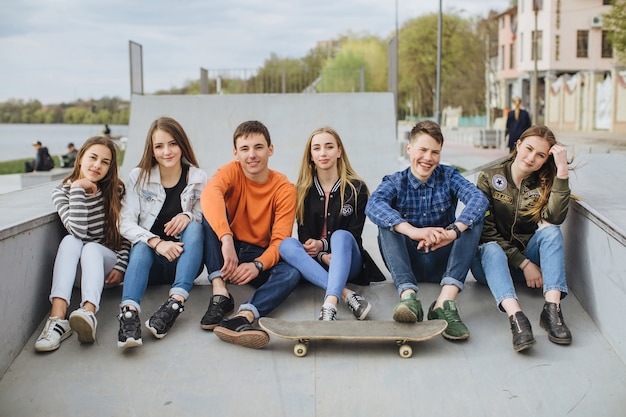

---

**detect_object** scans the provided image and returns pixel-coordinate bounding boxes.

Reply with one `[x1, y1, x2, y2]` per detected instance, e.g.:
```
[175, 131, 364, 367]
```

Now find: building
[494, 0, 624, 132]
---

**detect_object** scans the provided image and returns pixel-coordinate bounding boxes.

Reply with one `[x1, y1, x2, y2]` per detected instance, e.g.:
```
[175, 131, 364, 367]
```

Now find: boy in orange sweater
[200, 120, 301, 348]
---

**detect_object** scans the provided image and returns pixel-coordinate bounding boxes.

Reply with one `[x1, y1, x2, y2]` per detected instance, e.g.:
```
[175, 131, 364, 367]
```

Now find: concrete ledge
[20, 168, 71, 188]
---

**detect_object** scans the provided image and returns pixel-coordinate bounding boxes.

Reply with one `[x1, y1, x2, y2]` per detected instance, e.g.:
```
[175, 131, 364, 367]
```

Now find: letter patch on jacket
[493, 191, 513, 204]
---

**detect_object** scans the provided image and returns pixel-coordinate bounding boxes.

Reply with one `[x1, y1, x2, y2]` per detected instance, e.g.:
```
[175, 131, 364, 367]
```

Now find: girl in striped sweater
[35, 136, 130, 352]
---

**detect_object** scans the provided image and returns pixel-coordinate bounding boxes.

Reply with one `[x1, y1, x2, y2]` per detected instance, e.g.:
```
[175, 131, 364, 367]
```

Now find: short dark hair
[233, 120, 271, 148]
[410, 120, 444, 146]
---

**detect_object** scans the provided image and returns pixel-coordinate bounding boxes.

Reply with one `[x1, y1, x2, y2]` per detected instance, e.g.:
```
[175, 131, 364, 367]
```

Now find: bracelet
[153, 240, 163, 252]
[317, 251, 328, 263]
[520, 259, 530, 270]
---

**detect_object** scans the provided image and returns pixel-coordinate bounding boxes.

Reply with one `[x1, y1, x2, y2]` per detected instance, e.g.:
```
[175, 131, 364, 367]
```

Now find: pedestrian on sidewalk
[506, 96, 532, 152]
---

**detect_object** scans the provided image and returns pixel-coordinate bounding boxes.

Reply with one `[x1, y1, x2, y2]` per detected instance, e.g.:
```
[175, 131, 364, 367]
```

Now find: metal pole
[435, 0, 442, 125]
[532, 1, 539, 123]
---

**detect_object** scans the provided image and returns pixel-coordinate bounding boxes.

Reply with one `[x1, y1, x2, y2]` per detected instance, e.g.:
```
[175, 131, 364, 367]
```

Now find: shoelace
[346, 294, 363, 311]
[319, 307, 337, 321]
[441, 307, 462, 323]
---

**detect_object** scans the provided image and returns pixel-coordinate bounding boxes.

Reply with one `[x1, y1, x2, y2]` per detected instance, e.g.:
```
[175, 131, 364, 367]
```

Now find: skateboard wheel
[399, 344, 412, 358]
[294, 343, 308, 357]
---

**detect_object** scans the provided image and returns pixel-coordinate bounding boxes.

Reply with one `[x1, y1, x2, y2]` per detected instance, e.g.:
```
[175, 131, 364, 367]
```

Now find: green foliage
[398, 13, 486, 117]
[0, 97, 130, 125]
[605, 1, 626, 64]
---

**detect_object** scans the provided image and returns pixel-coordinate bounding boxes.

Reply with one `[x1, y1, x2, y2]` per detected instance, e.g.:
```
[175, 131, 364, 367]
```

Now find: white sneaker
[69, 307, 97, 343]
[34, 317, 73, 352]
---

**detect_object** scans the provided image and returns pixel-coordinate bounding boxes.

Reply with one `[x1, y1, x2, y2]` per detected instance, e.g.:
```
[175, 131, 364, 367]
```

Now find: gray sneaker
[345, 292, 371, 320]
[319, 305, 337, 321]
[392, 292, 423, 323]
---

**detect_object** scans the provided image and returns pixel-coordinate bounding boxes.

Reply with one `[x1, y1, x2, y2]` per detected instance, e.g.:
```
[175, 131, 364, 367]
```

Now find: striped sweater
[52, 183, 130, 272]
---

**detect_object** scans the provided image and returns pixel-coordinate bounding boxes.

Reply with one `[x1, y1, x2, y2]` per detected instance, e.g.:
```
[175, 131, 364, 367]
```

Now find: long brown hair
[62, 136, 125, 250]
[136, 117, 199, 188]
[295, 127, 366, 225]
[510, 125, 569, 222]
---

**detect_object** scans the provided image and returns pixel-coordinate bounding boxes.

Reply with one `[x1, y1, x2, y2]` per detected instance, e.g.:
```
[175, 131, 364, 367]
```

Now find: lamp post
[532, 0, 539, 123]
[435, 0, 442, 124]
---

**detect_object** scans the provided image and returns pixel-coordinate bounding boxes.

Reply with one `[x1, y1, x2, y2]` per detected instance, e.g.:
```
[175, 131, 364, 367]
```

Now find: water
[0, 124, 129, 162]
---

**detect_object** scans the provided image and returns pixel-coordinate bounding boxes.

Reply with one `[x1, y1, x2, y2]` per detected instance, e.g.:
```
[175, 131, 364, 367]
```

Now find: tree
[398, 12, 486, 117]
[605, 0, 626, 64]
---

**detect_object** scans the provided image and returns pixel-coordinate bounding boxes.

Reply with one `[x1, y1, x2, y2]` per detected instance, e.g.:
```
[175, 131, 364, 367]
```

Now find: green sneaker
[427, 300, 470, 340]
[392, 292, 423, 323]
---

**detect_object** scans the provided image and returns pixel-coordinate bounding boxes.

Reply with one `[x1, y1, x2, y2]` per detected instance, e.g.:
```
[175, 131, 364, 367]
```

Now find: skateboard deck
[258, 317, 448, 358]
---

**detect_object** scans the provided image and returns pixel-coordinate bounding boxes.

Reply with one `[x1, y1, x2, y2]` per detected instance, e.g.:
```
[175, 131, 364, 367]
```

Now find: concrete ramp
[123, 93, 398, 188]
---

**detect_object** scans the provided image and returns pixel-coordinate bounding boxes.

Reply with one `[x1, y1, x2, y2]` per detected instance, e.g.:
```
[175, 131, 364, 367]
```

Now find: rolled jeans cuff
[208, 270, 223, 282]
[120, 300, 141, 313]
[169, 287, 189, 300]
[397, 283, 419, 296]
[441, 276, 464, 292]
[238, 303, 260, 320]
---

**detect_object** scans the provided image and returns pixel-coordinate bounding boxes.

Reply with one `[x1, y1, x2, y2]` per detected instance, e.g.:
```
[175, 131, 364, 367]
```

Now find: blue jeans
[121, 221, 204, 312]
[279, 230, 362, 300]
[377, 221, 483, 295]
[471, 225, 568, 311]
[203, 217, 301, 319]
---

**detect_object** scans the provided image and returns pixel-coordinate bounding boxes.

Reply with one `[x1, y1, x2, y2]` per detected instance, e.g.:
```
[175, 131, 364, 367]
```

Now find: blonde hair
[295, 127, 366, 225]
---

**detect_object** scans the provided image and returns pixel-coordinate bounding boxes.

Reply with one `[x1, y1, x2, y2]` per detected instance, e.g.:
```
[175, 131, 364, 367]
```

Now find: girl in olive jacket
[472, 125, 573, 352]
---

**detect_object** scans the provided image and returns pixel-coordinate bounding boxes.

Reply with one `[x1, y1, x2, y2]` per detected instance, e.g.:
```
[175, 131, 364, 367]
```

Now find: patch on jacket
[493, 191, 513, 204]
[342, 204, 354, 217]
[492, 174, 507, 191]
[525, 190, 541, 198]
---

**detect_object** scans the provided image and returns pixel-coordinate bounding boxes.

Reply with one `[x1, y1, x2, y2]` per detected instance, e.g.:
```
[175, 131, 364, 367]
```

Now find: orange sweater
[201, 160, 296, 269]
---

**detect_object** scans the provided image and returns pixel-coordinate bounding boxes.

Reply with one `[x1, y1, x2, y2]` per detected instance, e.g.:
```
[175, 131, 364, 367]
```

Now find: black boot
[540, 302, 572, 345]
[509, 311, 535, 352]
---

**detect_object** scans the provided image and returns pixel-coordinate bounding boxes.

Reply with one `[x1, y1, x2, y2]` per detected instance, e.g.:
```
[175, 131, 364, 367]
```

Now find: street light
[435, 0, 442, 124]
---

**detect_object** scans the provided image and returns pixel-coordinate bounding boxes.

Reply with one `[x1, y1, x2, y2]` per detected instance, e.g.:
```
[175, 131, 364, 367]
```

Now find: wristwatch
[253, 260, 264, 273]
[445, 223, 461, 239]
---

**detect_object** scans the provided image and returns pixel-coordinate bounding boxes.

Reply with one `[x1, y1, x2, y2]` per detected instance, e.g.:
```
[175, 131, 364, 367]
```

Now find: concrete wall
[122, 93, 398, 188]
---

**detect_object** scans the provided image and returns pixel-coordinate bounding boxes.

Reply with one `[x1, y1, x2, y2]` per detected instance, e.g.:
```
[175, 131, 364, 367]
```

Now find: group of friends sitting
[34, 117, 573, 355]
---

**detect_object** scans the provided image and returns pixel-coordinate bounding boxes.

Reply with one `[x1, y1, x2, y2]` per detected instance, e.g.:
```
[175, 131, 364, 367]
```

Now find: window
[577, 30, 589, 58]
[520, 33, 524, 62]
[509, 43, 515, 68]
[602, 30, 613, 58]
[501, 45, 505, 70]
[532, 30, 543, 60]
[603, 0, 612, 5]
[555, 35, 560, 61]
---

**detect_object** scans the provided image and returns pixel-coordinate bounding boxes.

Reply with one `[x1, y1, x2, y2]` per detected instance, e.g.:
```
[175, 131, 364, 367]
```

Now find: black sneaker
[213, 315, 270, 349]
[345, 292, 371, 320]
[145, 297, 184, 339]
[200, 294, 234, 330]
[118, 306, 142, 349]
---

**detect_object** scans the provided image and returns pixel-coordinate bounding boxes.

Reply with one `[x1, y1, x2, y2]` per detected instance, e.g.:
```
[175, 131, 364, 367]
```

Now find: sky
[0, 0, 508, 104]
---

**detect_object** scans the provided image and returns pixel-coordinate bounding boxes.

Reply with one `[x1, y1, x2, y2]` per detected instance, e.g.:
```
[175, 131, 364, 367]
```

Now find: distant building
[493, 0, 623, 132]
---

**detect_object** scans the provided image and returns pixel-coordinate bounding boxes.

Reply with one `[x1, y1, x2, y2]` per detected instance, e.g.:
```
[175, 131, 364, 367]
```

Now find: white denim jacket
[120, 164, 207, 245]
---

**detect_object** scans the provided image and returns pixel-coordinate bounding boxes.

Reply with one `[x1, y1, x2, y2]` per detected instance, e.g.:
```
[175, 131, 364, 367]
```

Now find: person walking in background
[117, 117, 207, 349]
[471, 125, 573, 352]
[506, 96, 532, 152]
[25, 140, 55, 172]
[35, 136, 129, 352]
[365, 120, 488, 341]
[279, 127, 385, 321]
[200, 120, 301, 349]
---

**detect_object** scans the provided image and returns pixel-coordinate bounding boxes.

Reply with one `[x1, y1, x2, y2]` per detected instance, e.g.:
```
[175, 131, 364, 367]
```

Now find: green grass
[0, 151, 125, 175]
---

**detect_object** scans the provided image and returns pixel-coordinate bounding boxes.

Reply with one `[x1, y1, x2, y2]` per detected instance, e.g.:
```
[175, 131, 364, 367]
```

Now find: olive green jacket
[476, 160, 570, 269]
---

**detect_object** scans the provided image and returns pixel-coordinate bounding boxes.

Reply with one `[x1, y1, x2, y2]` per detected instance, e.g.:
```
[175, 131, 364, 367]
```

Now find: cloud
[0, 0, 506, 104]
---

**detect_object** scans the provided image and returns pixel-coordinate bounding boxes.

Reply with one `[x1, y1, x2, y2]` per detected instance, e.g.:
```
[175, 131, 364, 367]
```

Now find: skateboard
[258, 317, 448, 358]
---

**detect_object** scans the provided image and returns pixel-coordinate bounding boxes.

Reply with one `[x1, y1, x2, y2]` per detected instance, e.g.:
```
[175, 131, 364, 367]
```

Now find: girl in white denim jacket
[118, 117, 207, 349]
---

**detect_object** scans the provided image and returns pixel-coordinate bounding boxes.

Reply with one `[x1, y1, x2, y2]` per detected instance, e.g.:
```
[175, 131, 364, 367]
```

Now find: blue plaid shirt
[365, 165, 488, 231]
